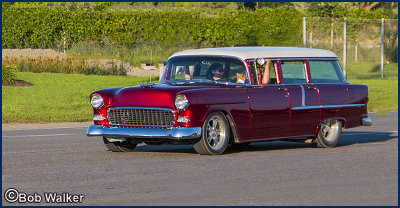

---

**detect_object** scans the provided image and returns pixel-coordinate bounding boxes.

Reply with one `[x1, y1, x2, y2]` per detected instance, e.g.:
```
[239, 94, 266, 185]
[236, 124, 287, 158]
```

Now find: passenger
[234, 58, 272, 85]
[258, 58, 271, 85]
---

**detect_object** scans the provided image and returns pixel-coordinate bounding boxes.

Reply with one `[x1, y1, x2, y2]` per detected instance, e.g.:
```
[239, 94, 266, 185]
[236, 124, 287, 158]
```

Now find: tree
[307, 3, 347, 49]
[237, 2, 257, 10]
[359, 2, 381, 11]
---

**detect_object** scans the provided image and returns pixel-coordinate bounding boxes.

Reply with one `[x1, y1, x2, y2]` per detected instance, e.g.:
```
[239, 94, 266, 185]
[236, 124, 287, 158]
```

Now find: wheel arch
[315, 117, 347, 135]
[201, 109, 241, 144]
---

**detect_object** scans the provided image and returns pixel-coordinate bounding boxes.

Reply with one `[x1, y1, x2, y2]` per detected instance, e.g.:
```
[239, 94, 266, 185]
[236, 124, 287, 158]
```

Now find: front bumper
[86, 125, 202, 140]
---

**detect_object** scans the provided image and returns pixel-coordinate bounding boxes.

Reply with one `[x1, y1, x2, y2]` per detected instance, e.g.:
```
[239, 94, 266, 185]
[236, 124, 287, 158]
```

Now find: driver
[208, 63, 225, 81]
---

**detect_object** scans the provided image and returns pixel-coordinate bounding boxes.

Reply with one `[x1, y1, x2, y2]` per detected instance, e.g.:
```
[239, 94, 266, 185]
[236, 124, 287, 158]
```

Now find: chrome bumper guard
[86, 125, 202, 140]
[362, 117, 372, 126]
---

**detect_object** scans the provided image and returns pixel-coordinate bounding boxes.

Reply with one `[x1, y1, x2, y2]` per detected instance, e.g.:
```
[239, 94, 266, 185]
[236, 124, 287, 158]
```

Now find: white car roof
[169, 46, 338, 60]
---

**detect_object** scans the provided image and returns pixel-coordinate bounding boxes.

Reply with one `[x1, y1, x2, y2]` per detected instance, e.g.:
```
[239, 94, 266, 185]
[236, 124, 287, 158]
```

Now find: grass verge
[2, 72, 158, 123]
[346, 62, 398, 79]
[349, 78, 398, 116]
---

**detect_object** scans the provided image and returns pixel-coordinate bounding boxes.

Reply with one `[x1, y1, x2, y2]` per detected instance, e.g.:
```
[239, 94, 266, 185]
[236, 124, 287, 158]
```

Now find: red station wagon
[86, 47, 372, 155]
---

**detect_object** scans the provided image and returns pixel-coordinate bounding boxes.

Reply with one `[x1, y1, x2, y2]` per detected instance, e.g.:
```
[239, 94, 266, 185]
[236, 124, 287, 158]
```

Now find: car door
[247, 85, 291, 140]
[245, 60, 291, 141]
[279, 60, 321, 137]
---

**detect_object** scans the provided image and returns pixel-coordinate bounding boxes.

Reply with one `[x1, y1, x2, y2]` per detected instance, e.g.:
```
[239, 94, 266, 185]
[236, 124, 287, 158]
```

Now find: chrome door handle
[307, 86, 317, 90]
[278, 87, 287, 91]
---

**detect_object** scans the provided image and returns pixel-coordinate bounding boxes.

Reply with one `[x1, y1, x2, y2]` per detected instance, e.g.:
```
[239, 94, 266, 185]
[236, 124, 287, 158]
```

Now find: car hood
[92, 82, 222, 109]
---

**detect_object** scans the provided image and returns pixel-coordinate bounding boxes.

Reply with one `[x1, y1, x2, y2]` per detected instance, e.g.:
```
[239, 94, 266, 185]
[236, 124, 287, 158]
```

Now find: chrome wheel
[193, 112, 230, 155]
[320, 120, 340, 143]
[314, 120, 342, 148]
[206, 116, 227, 151]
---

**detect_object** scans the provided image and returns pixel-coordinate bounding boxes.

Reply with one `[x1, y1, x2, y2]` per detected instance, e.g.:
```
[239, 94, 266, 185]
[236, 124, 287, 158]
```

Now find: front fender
[177, 88, 250, 141]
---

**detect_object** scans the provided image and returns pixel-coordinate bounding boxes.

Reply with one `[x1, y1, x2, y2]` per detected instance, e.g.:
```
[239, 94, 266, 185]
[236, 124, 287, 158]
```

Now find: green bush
[2, 4, 303, 49]
[2, 64, 17, 84]
[83, 65, 127, 76]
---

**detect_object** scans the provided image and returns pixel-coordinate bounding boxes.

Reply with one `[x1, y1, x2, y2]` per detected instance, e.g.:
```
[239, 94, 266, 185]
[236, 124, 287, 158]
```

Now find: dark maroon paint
[91, 57, 369, 142]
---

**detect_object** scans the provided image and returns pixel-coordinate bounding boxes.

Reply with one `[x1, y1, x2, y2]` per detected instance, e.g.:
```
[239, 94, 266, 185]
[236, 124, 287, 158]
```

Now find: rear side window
[309, 61, 346, 83]
[281, 61, 307, 84]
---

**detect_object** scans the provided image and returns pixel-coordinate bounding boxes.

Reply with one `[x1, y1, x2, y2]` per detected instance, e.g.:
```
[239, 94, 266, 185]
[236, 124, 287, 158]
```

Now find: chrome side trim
[86, 125, 202, 140]
[291, 106, 320, 110]
[362, 117, 372, 126]
[300, 85, 305, 107]
[292, 104, 365, 110]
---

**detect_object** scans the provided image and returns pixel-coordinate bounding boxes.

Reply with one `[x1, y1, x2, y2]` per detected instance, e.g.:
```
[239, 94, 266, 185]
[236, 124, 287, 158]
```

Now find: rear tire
[193, 112, 230, 155]
[313, 120, 342, 148]
[103, 137, 137, 152]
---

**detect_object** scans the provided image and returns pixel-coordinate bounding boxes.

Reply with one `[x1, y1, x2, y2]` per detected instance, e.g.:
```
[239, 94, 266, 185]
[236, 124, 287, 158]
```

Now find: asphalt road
[2, 112, 398, 206]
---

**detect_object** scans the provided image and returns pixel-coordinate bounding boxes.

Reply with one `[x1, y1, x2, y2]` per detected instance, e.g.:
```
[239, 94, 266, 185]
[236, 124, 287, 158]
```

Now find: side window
[227, 59, 248, 84]
[309, 61, 346, 83]
[249, 62, 259, 85]
[174, 66, 188, 80]
[268, 61, 277, 84]
[281, 61, 307, 84]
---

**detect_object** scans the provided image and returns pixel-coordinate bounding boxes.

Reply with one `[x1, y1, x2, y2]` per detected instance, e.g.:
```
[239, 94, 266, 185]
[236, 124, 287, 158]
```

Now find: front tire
[103, 137, 137, 152]
[193, 112, 230, 155]
[313, 120, 342, 148]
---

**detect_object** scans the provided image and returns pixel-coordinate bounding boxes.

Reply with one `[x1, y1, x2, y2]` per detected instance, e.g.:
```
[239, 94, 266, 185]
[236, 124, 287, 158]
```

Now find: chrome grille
[108, 107, 175, 127]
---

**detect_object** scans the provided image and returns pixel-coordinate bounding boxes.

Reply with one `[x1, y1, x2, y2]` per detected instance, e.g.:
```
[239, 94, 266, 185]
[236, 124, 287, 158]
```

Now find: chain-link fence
[303, 17, 398, 78]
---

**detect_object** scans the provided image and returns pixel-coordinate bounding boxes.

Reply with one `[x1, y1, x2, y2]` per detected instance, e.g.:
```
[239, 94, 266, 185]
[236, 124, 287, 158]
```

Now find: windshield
[161, 56, 249, 85]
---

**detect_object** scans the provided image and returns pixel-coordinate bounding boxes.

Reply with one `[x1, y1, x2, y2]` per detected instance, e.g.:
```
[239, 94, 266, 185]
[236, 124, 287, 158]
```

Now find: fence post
[330, 18, 334, 49]
[381, 18, 384, 79]
[355, 39, 358, 63]
[343, 18, 347, 77]
[303, 17, 307, 47]
[310, 32, 313, 48]
[63, 32, 66, 54]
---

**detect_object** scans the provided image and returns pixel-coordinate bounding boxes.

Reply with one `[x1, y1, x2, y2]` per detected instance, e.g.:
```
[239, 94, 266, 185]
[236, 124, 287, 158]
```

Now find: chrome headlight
[175, 94, 189, 110]
[90, 94, 104, 109]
